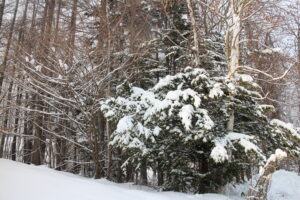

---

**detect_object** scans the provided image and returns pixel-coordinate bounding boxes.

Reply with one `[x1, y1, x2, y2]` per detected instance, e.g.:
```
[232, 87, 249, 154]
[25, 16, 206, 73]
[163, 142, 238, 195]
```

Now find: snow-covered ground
[0, 159, 230, 200]
[0, 159, 299, 200]
[268, 170, 300, 200]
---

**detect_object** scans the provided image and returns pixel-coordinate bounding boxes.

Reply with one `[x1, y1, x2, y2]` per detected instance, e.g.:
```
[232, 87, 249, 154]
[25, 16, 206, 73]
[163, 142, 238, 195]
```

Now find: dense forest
[0, 0, 300, 198]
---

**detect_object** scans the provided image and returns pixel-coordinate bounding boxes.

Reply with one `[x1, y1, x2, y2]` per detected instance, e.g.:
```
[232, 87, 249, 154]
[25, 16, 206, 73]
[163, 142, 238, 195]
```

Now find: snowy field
[0, 159, 299, 200]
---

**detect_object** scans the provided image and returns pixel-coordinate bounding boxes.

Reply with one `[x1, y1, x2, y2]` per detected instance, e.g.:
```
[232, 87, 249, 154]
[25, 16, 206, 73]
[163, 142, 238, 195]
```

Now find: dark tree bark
[67, 0, 78, 65]
[31, 100, 42, 165]
[157, 162, 164, 186]
[44, 0, 55, 44]
[91, 110, 106, 179]
[126, 162, 134, 182]
[0, 0, 5, 29]
[0, 80, 13, 158]
[54, 0, 62, 42]
[0, 0, 19, 92]
[11, 136, 16, 161]
[140, 159, 148, 185]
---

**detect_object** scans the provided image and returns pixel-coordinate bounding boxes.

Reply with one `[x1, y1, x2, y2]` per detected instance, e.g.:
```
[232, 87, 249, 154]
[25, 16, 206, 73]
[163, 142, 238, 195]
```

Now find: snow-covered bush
[101, 67, 300, 193]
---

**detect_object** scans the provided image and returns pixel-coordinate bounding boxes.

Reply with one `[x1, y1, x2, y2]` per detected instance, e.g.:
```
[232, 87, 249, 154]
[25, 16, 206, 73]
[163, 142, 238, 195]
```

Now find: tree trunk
[67, 0, 78, 66]
[247, 151, 287, 200]
[157, 162, 164, 186]
[91, 111, 103, 179]
[140, 159, 148, 185]
[0, 0, 19, 92]
[226, 0, 243, 132]
[0, 0, 5, 30]
[186, 0, 200, 66]
[54, 0, 62, 42]
[0, 80, 13, 158]
[0, 135, 5, 158]
[17, 0, 29, 49]
[102, 0, 113, 180]
[31, 96, 43, 165]
[228, 0, 241, 79]
[11, 136, 16, 161]
[23, 92, 33, 164]
[126, 162, 134, 182]
[116, 148, 123, 183]
[43, 0, 55, 47]
[11, 88, 22, 161]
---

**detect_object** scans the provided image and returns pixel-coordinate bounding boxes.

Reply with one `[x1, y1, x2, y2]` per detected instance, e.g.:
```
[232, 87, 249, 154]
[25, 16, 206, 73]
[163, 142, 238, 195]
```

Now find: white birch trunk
[186, 0, 200, 66]
[228, 0, 242, 79]
[227, 0, 243, 131]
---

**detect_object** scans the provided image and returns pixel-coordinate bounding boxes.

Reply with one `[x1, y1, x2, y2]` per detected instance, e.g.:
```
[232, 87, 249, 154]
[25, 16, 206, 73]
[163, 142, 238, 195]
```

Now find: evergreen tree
[101, 67, 300, 193]
[134, 1, 227, 89]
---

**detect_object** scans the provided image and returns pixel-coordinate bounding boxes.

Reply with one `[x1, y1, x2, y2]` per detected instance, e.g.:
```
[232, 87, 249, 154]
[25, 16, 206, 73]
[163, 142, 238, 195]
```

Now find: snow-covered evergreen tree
[101, 67, 300, 193]
[133, 1, 227, 90]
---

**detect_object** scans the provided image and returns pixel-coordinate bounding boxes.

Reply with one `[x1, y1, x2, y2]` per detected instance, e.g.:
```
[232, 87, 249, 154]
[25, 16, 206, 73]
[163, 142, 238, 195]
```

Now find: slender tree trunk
[298, 26, 300, 69]
[11, 86, 23, 161]
[17, 0, 29, 49]
[103, 0, 113, 180]
[30, 0, 37, 30]
[31, 0, 56, 166]
[157, 162, 164, 186]
[99, 111, 106, 177]
[31, 100, 42, 165]
[54, 0, 62, 42]
[0, 0, 5, 30]
[67, 0, 78, 66]
[0, 79, 14, 158]
[40, 0, 48, 39]
[297, 25, 300, 102]
[126, 162, 134, 182]
[186, 0, 200, 66]
[11, 136, 16, 160]
[0, 0, 19, 92]
[10, 0, 29, 162]
[106, 122, 112, 179]
[228, 0, 241, 79]
[140, 159, 148, 185]
[116, 148, 123, 183]
[297, 27, 300, 174]
[43, 0, 55, 46]
[23, 90, 34, 164]
[226, 0, 243, 132]
[22, 1, 36, 163]
[0, 134, 5, 158]
[92, 113, 102, 179]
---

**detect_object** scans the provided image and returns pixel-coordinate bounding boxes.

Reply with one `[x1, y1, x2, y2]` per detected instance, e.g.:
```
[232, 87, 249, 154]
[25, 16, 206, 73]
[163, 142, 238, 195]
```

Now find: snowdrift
[0, 159, 299, 200]
[0, 159, 230, 200]
[268, 170, 300, 200]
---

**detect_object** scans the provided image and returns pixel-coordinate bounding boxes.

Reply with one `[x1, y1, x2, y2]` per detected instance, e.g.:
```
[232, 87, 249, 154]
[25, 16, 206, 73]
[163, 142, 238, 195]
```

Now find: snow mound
[0, 159, 231, 200]
[1, 159, 298, 200]
[268, 170, 300, 200]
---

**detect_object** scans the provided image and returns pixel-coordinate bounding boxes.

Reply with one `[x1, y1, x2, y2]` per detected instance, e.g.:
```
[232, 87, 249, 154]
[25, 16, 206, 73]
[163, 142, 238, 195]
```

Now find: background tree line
[0, 0, 299, 193]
